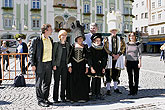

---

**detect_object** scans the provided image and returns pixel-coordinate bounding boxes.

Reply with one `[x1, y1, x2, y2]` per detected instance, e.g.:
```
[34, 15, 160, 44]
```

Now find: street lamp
[12, 18, 28, 34]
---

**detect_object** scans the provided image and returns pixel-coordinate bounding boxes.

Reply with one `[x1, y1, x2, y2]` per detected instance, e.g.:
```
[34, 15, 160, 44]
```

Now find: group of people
[29, 21, 142, 107]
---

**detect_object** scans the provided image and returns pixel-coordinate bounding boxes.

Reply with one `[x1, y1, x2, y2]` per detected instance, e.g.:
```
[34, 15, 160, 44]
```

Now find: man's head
[90, 23, 98, 34]
[17, 38, 22, 44]
[110, 29, 118, 36]
[2, 41, 6, 46]
[41, 24, 52, 36]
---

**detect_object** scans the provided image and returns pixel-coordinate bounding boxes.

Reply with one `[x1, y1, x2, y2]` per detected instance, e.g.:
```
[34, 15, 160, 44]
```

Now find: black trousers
[126, 61, 140, 94]
[0, 62, 2, 84]
[91, 77, 101, 95]
[105, 60, 121, 82]
[53, 64, 67, 101]
[3, 55, 9, 70]
[19, 56, 26, 74]
[35, 61, 52, 102]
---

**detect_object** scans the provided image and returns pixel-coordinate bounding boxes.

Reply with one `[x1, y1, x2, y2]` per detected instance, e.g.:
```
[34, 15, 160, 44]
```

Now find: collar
[92, 43, 104, 50]
[42, 34, 50, 40]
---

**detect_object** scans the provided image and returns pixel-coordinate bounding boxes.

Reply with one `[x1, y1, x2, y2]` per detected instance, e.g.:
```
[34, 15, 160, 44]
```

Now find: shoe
[114, 89, 122, 94]
[91, 94, 96, 100]
[97, 94, 104, 100]
[61, 100, 66, 103]
[53, 100, 60, 103]
[38, 101, 49, 107]
[106, 90, 111, 96]
[66, 99, 70, 102]
[45, 100, 53, 105]
[78, 100, 87, 103]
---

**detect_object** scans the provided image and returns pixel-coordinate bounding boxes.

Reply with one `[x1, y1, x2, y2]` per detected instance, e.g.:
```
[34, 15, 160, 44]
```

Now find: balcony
[83, 13, 91, 16]
[2, 6, 13, 10]
[30, 8, 41, 11]
[96, 14, 104, 17]
[53, 4, 77, 9]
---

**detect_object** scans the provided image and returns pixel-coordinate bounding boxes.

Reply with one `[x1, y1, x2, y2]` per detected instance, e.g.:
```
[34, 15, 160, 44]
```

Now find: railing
[0, 53, 35, 81]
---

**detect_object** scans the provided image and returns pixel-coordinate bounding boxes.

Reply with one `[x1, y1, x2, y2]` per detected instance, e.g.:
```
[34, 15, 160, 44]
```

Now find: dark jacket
[16, 42, 28, 53]
[29, 35, 53, 73]
[52, 41, 70, 67]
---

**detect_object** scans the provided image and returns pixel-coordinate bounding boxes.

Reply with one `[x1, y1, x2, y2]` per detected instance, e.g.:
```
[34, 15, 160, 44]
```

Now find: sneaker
[106, 90, 111, 96]
[114, 89, 122, 94]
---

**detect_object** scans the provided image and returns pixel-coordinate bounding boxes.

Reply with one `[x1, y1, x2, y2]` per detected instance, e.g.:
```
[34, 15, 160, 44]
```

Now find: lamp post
[12, 18, 28, 34]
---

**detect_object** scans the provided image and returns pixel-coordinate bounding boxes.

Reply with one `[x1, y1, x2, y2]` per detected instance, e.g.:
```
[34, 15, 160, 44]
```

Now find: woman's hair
[128, 32, 136, 42]
[58, 30, 67, 39]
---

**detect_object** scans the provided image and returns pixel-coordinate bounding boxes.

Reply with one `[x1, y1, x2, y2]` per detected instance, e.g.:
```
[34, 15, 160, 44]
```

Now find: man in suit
[29, 24, 53, 107]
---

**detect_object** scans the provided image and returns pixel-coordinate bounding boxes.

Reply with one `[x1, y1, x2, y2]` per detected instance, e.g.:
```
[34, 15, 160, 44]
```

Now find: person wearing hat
[52, 30, 70, 103]
[1, 41, 9, 71]
[88, 33, 107, 100]
[68, 20, 89, 102]
[104, 25, 126, 95]
[16, 38, 28, 74]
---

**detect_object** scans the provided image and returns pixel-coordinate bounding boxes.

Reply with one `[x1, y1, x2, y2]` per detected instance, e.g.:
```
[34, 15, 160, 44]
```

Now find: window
[141, 13, 144, 19]
[135, 15, 138, 20]
[145, 13, 148, 18]
[152, 2, 155, 9]
[32, 0, 40, 9]
[31, 15, 41, 29]
[158, 0, 161, 7]
[4, 18, 12, 27]
[97, 24, 103, 32]
[144, 26, 148, 33]
[152, 15, 155, 21]
[151, 28, 154, 35]
[84, 4, 90, 13]
[158, 14, 161, 20]
[142, 1, 144, 6]
[136, 4, 138, 8]
[32, 20, 40, 28]
[141, 27, 144, 33]
[4, 0, 12, 7]
[161, 27, 164, 34]
[97, 6, 102, 14]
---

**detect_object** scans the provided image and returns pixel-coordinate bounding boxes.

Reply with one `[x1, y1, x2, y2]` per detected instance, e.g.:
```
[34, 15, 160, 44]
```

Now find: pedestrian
[160, 43, 165, 61]
[104, 26, 125, 95]
[125, 32, 142, 95]
[29, 24, 53, 107]
[0, 46, 2, 86]
[16, 38, 28, 74]
[88, 33, 107, 100]
[25, 40, 32, 71]
[52, 30, 70, 103]
[84, 23, 98, 48]
[68, 20, 89, 103]
[1, 41, 9, 71]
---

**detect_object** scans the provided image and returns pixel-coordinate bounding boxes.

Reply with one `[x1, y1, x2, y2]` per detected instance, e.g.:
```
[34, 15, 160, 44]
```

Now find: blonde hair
[58, 30, 67, 39]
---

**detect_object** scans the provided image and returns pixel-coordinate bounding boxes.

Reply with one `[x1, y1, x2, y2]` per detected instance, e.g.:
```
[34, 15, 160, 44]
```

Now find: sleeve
[52, 42, 58, 67]
[29, 38, 37, 66]
[125, 43, 128, 60]
[87, 47, 93, 68]
[138, 43, 142, 59]
[102, 49, 108, 68]
[84, 44, 90, 68]
[103, 38, 113, 56]
[67, 45, 74, 67]
[118, 38, 126, 55]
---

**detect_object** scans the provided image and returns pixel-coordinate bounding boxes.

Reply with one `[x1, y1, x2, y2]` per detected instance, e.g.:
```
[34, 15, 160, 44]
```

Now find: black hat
[91, 33, 103, 42]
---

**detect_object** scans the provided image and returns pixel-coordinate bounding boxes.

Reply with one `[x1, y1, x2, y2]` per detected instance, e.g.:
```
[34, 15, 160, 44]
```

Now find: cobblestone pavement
[0, 53, 165, 110]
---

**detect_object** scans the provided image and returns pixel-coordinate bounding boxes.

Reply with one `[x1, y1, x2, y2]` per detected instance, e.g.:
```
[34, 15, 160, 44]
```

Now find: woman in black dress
[68, 21, 89, 102]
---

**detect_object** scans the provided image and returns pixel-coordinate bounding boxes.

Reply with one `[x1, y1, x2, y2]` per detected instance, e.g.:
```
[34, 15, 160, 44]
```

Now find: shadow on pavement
[0, 101, 12, 105]
[52, 86, 165, 107]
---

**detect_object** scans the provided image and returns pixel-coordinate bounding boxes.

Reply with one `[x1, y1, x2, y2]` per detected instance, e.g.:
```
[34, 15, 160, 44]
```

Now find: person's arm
[29, 38, 37, 71]
[138, 43, 142, 68]
[103, 38, 113, 56]
[52, 42, 58, 70]
[118, 38, 126, 56]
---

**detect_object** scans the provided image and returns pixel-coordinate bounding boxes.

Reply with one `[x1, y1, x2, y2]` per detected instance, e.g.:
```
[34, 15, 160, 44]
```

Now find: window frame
[84, 4, 90, 13]
[4, 0, 13, 7]
[32, 0, 40, 9]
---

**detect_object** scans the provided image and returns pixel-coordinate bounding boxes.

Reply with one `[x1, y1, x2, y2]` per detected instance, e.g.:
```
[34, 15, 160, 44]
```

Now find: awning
[145, 41, 165, 45]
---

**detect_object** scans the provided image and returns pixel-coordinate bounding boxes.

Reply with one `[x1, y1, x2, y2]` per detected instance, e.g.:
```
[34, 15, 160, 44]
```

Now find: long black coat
[29, 35, 53, 73]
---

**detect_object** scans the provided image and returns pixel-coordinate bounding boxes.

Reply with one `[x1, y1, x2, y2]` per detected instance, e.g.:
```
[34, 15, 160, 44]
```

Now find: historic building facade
[0, 0, 134, 50]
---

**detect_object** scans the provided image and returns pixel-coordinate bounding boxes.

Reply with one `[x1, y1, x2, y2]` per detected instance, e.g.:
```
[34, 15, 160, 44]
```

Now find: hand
[32, 66, 36, 72]
[138, 63, 141, 68]
[68, 67, 72, 73]
[102, 68, 105, 73]
[125, 61, 127, 67]
[53, 66, 57, 70]
[112, 54, 119, 60]
[85, 67, 88, 74]
[91, 67, 96, 74]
